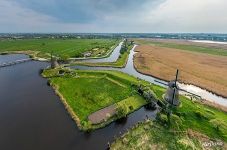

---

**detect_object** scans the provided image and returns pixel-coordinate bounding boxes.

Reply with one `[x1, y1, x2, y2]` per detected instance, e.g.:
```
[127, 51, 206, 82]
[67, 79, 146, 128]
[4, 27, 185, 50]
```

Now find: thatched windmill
[50, 51, 59, 69]
[155, 69, 201, 106]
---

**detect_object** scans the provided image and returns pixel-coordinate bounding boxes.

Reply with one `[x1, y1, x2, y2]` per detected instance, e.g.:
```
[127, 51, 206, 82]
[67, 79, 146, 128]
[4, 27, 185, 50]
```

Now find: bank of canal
[0, 54, 158, 150]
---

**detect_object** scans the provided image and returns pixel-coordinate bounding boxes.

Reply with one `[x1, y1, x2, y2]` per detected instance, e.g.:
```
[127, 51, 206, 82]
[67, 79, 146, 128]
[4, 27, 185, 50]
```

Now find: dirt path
[134, 45, 227, 98]
[88, 105, 116, 124]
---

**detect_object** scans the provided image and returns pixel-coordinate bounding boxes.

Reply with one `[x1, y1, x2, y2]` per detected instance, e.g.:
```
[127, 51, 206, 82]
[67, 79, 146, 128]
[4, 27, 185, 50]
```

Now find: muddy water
[0, 54, 157, 150]
[72, 45, 227, 107]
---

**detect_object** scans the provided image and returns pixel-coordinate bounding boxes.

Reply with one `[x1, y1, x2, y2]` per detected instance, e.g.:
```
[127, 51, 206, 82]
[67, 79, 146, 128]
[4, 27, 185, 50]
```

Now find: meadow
[0, 38, 119, 58]
[42, 69, 148, 130]
[111, 96, 227, 150]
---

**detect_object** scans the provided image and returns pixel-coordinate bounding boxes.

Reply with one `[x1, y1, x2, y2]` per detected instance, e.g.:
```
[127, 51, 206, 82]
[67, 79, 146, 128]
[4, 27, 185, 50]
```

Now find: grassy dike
[111, 97, 227, 149]
[42, 68, 160, 131]
[70, 43, 134, 68]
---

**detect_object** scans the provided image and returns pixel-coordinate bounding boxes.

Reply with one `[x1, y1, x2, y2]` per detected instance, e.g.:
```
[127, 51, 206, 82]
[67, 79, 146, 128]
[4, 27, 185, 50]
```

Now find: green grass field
[111, 96, 227, 149]
[0, 38, 119, 58]
[42, 69, 147, 130]
[173, 97, 227, 141]
[135, 40, 227, 56]
[111, 120, 206, 150]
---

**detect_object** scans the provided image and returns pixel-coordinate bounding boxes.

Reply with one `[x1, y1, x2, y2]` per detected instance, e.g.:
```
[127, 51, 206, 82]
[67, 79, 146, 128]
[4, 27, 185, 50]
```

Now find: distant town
[1, 33, 227, 41]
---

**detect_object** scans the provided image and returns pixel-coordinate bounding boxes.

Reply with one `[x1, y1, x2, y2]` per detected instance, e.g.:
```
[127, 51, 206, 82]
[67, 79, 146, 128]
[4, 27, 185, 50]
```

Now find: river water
[0, 54, 29, 64]
[0, 54, 158, 150]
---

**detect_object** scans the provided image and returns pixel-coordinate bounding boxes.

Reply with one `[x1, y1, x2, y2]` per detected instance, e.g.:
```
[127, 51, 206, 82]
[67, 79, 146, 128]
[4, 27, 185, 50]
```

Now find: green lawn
[111, 96, 227, 150]
[42, 69, 147, 130]
[173, 97, 227, 141]
[136, 40, 227, 56]
[111, 120, 205, 150]
[51, 76, 131, 121]
[0, 38, 119, 58]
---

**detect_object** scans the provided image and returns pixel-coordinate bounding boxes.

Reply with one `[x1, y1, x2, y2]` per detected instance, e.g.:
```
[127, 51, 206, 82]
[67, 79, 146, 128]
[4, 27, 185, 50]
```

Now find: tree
[116, 104, 127, 118]
[143, 90, 157, 110]
[120, 40, 128, 54]
[60, 54, 70, 62]
[137, 84, 144, 95]
[143, 90, 157, 102]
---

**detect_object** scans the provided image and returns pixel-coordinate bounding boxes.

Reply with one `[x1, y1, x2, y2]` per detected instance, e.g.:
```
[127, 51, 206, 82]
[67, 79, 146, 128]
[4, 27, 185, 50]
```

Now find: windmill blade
[154, 80, 168, 86]
[175, 69, 179, 86]
[178, 88, 201, 99]
[171, 88, 176, 105]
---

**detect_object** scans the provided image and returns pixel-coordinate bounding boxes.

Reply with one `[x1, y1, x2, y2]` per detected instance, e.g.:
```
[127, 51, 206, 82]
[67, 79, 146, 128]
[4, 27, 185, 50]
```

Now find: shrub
[157, 100, 165, 108]
[59, 54, 70, 62]
[120, 47, 127, 54]
[175, 112, 186, 117]
[170, 114, 183, 130]
[81, 120, 92, 131]
[58, 69, 65, 75]
[156, 113, 168, 125]
[116, 104, 128, 118]
[143, 90, 157, 103]
[129, 105, 134, 111]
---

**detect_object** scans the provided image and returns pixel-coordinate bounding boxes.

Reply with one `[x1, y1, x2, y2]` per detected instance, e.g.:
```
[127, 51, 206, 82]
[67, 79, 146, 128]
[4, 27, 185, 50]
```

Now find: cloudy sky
[0, 0, 227, 33]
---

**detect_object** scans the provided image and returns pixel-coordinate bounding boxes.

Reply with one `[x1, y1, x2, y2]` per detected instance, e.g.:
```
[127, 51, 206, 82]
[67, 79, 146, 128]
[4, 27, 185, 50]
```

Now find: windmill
[50, 51, 59, 69]
[155, 69, 201, 106]
[124, 39, 128, 49]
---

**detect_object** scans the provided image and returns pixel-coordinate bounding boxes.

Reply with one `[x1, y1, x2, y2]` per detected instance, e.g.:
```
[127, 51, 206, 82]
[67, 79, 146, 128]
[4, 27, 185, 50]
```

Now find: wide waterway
[0, 54, 157, 150]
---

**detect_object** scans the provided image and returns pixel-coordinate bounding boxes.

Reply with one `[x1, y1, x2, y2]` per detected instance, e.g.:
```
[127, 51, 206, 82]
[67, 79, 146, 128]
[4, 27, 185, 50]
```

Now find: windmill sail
[175, 69, 179, 86]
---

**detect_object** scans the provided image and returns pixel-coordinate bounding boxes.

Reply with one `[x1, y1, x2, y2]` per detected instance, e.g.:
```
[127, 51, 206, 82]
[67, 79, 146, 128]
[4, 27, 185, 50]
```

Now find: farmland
[135, 39, 227, 56]
[134, 40, 227, 97]
[0, 38, 119, 58]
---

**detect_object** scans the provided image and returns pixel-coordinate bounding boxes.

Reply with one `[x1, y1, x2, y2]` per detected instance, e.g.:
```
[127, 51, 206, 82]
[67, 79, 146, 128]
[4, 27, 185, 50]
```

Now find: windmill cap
[168, 80, 179, 88]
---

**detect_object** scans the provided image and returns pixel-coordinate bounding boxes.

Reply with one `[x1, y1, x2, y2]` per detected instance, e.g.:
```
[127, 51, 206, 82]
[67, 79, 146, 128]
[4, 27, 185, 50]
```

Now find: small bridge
[0, 58, 32, 68]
